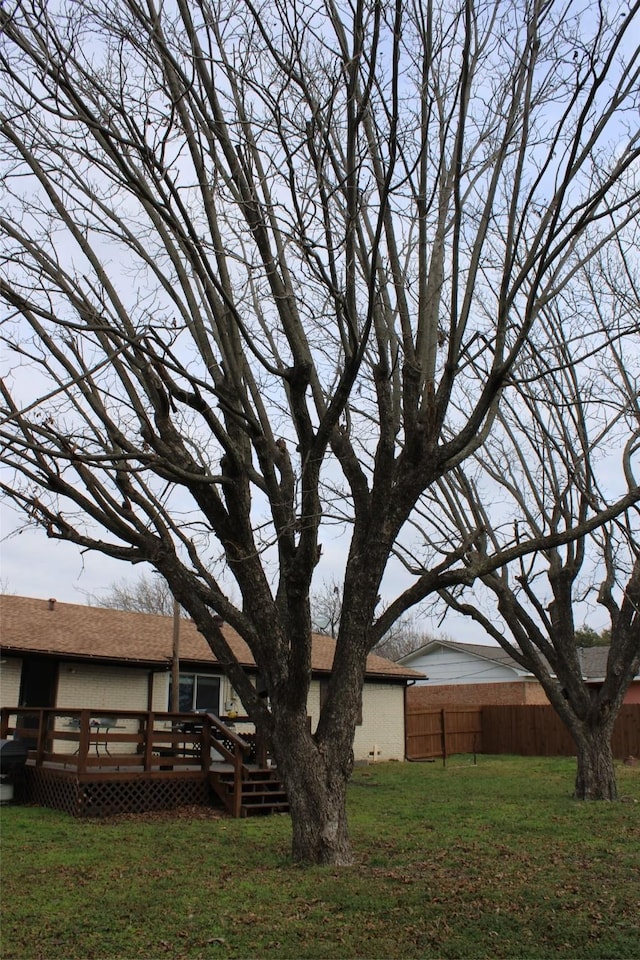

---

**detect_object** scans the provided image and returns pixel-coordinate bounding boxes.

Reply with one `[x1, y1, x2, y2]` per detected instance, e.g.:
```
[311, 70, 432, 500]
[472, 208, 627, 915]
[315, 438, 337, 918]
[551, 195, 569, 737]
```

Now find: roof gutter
[0, 646, 172, 670]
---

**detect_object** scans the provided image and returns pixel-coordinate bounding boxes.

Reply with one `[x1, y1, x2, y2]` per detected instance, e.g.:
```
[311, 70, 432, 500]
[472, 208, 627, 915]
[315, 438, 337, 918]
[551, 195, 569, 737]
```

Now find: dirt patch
[96, 804, 230, 825]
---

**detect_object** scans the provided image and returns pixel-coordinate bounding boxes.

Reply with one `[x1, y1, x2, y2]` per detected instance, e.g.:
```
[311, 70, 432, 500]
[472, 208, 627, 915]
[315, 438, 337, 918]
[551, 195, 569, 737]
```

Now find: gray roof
[399, 639, 529, 673]
[399, 639, 624, 682]
[578, 645, 610, 680]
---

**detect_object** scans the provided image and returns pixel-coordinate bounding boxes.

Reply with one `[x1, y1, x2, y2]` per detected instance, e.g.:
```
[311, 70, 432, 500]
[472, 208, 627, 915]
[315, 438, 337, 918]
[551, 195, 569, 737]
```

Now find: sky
[0, 510, 613, 649]
[0, 504, 496, 645]
[0, 511, 143, 607]
[2, 500, 616, 648]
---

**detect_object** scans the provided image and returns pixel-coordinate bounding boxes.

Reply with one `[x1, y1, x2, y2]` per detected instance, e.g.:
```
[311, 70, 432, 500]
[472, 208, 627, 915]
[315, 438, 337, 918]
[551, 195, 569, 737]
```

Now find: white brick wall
[53, 663, 154, 754]
[356, 683, 405, 761]
[57, 662, 151, 711]
[56, 667, 245, 716]
[307, 680, 405, 762]
[0, 657, 22, 712]
[151, 671, 170, 711]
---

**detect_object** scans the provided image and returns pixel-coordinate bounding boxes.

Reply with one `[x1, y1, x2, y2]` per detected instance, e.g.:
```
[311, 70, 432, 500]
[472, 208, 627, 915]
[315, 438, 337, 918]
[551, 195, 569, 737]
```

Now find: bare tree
[421, 278, 640, 800]
[311, 579, 435, 656]
[373, 613, 439, 661]
[1, 0, 639, 862]
[310, 578, 343, 639]
[85, 574, 185, 617]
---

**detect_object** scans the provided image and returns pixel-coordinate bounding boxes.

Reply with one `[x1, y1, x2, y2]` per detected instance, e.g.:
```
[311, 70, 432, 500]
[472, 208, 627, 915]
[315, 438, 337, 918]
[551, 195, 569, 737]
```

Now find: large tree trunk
[270, 709, 355, 865]
[572, 721, 617, 801]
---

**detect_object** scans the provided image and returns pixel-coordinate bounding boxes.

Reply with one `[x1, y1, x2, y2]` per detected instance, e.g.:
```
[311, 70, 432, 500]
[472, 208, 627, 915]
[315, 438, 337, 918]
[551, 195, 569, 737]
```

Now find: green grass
[1, 756, 639, 959]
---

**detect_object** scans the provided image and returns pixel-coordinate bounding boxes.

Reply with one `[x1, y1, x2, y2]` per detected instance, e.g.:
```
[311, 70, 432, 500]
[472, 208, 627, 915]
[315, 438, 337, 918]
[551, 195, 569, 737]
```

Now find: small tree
[575, 626, 610, 648]
[1, 0, 639, 860]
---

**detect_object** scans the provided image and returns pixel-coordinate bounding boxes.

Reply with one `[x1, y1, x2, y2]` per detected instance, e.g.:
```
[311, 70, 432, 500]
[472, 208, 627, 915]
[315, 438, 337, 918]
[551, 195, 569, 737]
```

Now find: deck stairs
[209, 767, 289, 817]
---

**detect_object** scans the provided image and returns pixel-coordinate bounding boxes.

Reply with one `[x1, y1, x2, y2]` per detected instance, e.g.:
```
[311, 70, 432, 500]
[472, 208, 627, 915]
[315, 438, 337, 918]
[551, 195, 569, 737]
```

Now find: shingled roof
[0, 594, 421, 682]
[398, 639, 530, 672]
[399, 638, 626, 682]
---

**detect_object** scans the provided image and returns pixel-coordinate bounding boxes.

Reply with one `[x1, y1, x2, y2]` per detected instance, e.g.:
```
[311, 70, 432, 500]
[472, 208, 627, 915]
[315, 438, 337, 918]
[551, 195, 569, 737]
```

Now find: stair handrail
[200, 712, 252, 818]
[199, 712, 251, 763]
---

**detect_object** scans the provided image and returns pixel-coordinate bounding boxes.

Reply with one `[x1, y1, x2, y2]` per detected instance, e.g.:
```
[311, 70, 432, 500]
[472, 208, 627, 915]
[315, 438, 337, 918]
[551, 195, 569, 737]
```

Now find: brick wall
[307, 680, 406, 762]
[407, 679, 550, 709]
[0, 657, 22, 710]
[57, 662, 152, 711]
[624, 682, 640, 704]
[150, 671, 170, 711]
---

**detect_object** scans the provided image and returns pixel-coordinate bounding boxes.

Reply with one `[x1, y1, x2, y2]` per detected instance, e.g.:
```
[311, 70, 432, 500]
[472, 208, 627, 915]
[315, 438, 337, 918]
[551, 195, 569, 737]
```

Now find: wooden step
[208, 768, 289, 817]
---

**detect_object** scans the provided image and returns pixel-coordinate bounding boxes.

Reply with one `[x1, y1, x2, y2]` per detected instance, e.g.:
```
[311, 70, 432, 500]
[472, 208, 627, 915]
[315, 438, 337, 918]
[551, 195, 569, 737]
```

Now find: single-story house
[398, 639, 640, 709]
[0, 594, 423, 762]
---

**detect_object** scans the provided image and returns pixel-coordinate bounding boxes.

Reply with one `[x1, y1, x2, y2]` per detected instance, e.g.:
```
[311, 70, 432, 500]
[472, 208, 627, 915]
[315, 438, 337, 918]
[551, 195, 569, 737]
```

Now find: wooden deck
[1, 707, 288, 818]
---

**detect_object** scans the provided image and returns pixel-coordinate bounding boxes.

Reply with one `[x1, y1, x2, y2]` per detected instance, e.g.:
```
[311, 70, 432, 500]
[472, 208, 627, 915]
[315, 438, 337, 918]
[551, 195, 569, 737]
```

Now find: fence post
[441, 709, 447, 767]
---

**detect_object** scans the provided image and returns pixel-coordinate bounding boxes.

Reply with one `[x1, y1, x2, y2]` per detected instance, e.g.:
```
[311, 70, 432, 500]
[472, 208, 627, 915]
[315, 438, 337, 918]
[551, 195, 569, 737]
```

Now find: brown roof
[0, 594, 421, 681]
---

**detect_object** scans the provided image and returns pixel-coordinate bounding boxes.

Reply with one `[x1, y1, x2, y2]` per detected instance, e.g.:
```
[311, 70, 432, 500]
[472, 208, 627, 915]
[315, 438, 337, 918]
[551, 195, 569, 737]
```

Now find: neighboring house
[398, 639, 640, 709]
[0, 594, 423, 762]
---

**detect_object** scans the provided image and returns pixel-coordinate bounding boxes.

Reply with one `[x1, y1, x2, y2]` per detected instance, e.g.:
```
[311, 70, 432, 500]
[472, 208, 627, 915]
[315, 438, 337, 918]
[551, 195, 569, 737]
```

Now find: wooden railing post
[144, 713, 155, 771]
[201, 716, 212, 773]
[77, 709, 91, 774]
[42, 709, 55, 761]
[1, 707, 10, 739]
[233, 745, 243, 819]
[33, 709, 46, 764]
[255, 728, 268, 768]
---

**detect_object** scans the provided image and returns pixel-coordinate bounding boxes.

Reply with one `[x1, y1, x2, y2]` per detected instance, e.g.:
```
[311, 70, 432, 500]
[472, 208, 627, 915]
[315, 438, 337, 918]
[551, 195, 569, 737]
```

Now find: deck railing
[0, 706, 259, 807]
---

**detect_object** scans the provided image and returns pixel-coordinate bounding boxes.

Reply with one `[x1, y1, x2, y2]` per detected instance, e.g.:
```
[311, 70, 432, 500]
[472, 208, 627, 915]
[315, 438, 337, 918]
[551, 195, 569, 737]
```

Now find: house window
[169, 674, 222, 714]
[319, 679, 362, 725]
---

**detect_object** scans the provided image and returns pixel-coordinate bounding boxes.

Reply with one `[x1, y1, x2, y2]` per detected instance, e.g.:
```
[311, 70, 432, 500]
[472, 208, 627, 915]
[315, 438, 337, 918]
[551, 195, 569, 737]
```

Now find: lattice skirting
[24, 767, 210, 818]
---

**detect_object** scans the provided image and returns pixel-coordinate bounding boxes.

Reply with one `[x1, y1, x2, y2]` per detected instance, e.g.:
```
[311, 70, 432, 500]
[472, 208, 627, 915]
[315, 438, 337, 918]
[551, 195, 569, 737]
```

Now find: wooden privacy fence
[405, 707, 482, 761]
[482, 704, 640, 758]
[405, 704, 640, 761]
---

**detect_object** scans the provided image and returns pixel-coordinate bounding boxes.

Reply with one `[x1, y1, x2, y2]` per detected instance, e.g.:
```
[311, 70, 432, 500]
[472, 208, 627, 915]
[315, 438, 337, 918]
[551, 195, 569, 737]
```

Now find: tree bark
[572, 721, 617, 801]
[270, 708, 355, 865]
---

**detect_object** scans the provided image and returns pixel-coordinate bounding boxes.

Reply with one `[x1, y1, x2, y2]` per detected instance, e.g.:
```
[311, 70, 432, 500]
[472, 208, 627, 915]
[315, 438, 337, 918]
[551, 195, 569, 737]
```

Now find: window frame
[169, 672, 223, 715]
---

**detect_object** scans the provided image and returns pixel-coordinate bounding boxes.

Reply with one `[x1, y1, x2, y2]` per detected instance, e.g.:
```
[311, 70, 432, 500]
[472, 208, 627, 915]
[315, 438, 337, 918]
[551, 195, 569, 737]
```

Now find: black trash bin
[0, 738, 30, 804]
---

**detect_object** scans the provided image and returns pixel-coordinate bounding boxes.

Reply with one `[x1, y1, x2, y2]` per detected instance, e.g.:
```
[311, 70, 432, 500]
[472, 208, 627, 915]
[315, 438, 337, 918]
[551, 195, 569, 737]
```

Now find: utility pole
[171, 598, 180, 711]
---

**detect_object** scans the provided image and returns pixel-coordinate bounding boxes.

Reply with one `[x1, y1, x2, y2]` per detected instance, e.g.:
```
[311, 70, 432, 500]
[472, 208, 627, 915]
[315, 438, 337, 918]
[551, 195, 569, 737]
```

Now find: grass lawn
[1, 755, 639, 959]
